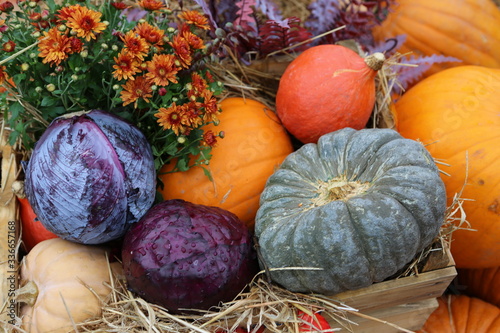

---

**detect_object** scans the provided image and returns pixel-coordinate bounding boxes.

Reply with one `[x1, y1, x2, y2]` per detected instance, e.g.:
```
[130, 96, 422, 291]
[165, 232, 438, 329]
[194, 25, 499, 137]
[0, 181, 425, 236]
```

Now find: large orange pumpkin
[457, 266, 500, 308]
[417, 295, 500, 333]
[158, 97, 294, 230]
[395, 65, 500, 269]
[372, 0, 500, 77]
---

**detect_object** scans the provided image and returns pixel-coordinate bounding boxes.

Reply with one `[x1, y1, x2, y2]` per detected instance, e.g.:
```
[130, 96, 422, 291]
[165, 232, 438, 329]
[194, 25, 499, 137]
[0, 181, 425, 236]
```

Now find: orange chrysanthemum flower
[181, 30, 205, 50]
[146, 54, 180, 86]
[57, 5, 79, 22]
[134, 22, 165, 49]
[178, 10, 210, 30]
[38, 27, 71, 66]
[65, 5, 107, 41]
[183, 101, 204, 129]
[200, 90, 220, 123]
[113, 50, 141, 81]
[187, 73, 207, 100]
[68, 37, 83, 54]
[202, 130, 218, 147]
[137, 0, 167, 11]
[155, 104, 187, 135]
[121, 30, 150, 60]
[120, 76, 153, 108]
[170, 34, 192, 68]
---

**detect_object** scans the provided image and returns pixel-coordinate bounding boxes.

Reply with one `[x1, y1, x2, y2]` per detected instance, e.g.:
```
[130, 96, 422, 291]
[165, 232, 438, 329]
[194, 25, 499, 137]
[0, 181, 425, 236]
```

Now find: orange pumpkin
[372, 0, 500, 78]
[275, 44, 385, 144]
[158, 97, 294, 229]
[417, 295, 500, 333]
[457, 267, 500, 308]
[395, 65, 500, 269]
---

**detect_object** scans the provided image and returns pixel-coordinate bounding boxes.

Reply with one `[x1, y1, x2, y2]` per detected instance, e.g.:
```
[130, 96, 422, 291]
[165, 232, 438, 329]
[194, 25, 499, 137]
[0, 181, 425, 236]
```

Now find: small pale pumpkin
[159, 97, 293, 230]
[17, 238, 120, 333]
[255, 127, 446, 295]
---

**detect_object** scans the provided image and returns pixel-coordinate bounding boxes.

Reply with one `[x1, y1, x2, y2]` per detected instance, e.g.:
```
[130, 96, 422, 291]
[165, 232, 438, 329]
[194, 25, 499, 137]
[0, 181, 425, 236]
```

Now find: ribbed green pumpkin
[255, 128, 447, 295]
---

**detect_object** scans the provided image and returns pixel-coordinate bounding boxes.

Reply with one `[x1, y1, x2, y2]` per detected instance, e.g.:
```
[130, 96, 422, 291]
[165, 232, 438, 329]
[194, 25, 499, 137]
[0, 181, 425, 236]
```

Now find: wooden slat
[334, 298, 439, 333]
[329, 248, 457, 313]
[0, 131, 19, 325]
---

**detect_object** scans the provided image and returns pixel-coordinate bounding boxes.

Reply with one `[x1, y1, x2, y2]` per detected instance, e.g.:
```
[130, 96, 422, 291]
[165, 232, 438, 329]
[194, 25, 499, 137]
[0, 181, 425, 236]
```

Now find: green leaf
[202, 166, 213, 182]
[41, 96, 58, 107]
[8, 102, 24, 122]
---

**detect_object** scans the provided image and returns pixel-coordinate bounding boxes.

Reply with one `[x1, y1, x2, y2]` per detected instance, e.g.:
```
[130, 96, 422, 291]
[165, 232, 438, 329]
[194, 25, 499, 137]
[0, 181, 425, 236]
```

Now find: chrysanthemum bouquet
[0, 0, 224, 171]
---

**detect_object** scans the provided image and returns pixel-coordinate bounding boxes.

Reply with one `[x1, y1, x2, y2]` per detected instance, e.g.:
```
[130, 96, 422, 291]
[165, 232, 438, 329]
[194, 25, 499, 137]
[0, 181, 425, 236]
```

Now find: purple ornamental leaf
[393, 54, 462, 93]
[305, 0, 341, 36]
[255, 0, 283, 21]
[369, 34, 407, 55]
[234, 0, 258, 29]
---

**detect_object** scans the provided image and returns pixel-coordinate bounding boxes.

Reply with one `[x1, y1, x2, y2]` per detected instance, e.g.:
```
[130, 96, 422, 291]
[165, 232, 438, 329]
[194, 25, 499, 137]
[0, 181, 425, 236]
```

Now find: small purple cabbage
[24, 110, 156, 244]
[121, 199, 259, 314]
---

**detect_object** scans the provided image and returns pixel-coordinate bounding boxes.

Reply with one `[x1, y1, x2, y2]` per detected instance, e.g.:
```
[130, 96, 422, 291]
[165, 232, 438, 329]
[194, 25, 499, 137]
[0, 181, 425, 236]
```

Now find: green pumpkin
[255, 128, 447, 295]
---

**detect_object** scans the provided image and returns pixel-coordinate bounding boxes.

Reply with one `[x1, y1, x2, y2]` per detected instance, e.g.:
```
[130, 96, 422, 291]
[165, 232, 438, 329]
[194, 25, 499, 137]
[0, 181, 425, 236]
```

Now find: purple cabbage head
[121, 199, 258, 314]
[24, 110, 156, 244]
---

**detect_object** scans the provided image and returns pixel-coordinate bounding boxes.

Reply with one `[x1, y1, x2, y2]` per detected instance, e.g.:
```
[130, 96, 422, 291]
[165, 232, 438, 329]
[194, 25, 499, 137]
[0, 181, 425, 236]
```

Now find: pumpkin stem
[313, 177, 371, 206]
[364, 52, 386, 71]
[14, 280, 38, 306]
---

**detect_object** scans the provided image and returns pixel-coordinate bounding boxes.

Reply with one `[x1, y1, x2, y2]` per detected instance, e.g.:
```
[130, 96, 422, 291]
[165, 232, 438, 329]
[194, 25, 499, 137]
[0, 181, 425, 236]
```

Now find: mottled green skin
[255, 128, 447, 295]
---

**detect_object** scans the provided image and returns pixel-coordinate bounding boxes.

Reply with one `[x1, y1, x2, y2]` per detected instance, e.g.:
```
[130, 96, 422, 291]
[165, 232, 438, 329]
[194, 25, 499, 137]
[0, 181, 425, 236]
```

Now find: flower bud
[21, 63, 29, 71]
[46, 84, 56, 92]
[71, 74, 78, 81]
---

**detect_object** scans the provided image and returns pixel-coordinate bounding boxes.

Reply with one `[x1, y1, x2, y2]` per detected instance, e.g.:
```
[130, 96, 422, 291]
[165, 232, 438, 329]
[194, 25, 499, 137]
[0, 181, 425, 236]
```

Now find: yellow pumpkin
[395, 65, 500, 269]
[372, 0, 500, 77]
[158, 97, 294, 230]
[17, 238, 120, 333]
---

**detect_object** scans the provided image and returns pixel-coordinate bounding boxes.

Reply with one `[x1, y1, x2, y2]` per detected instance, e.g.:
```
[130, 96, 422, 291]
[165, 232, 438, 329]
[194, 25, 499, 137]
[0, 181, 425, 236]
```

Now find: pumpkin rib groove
[399, 2, 500, 47]
[392, 12, 498, 64]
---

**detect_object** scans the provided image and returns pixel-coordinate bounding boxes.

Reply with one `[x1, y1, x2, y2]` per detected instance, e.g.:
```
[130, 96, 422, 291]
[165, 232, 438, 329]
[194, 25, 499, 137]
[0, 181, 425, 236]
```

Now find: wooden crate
[327, 247, 457, 332]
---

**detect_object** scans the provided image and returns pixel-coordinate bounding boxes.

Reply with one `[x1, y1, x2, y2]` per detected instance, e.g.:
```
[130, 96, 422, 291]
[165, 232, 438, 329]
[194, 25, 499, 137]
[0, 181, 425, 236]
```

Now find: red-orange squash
[372, 0, 500, 78]
[275, 44, 385, 144]
[417, 295, 500, 333]
[158, 97, 293, 230]
[395, 65, 500, 269]
[457, 266, 500, 308]
[18, 197, 58, 252]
